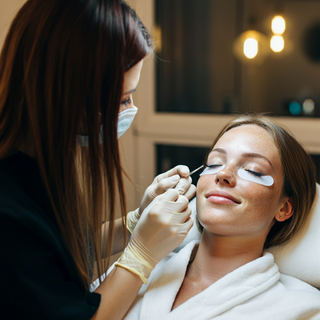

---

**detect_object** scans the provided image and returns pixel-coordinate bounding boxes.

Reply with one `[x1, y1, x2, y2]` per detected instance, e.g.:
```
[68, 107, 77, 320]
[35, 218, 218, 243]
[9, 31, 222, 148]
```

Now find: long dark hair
[0, 0, 152, 288]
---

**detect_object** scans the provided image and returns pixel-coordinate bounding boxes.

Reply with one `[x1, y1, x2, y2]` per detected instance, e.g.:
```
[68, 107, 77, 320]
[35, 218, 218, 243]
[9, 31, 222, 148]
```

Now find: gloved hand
[116, 189, 193, 283]
[141, 165, 196, 212]
[126, 165, 196, 233]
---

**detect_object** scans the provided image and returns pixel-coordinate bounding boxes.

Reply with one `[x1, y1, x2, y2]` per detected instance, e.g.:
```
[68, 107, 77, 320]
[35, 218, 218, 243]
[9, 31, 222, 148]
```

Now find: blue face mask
[77, 106, 138, 146]
[117, 105, 138, 138]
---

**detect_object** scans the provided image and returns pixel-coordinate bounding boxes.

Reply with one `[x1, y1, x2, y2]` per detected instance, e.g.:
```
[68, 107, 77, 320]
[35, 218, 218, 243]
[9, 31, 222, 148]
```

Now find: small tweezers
[169, 165, 204, 190]
[189, 165, 204, 176]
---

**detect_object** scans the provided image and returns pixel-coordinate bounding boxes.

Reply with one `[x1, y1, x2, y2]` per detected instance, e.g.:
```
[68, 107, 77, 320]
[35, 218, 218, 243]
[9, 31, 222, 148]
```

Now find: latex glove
[126, 165, 196, 233]
[126, 208, 140, 234]
[141, 165, 196, 212]
[125, 165, 196, 233]
[116, 189, 193, 283]
[125, 165, 196, 231]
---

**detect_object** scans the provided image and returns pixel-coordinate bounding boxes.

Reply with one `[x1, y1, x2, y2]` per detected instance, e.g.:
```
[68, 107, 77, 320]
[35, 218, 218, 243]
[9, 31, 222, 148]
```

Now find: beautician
[0, 0, 196, 319]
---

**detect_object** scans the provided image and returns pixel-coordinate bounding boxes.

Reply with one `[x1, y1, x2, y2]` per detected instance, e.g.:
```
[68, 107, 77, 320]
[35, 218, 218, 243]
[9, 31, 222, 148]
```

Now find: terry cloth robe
[124, 240, 320, 320]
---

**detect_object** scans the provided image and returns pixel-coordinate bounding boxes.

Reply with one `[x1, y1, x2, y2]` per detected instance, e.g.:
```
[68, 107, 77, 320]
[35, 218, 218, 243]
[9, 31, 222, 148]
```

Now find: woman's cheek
[196, 175, 211, 192]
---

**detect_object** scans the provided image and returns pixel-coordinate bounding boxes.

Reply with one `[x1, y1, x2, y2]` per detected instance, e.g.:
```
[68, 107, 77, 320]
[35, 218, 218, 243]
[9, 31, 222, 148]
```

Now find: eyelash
[206, 164, 264, 177]
[121, 97, 131, 106]
[245, 169, 264, 177]
[206, 164, 222, 168]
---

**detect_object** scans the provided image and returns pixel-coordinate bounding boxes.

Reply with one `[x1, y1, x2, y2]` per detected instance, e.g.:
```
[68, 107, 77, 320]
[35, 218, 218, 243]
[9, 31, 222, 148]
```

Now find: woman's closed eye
[238, 168, 274, 186]
[245, 169, 264, 177]
[200, 164, 225, 176]
[206, 164, 264, 178]
[206, 164, 223, 169]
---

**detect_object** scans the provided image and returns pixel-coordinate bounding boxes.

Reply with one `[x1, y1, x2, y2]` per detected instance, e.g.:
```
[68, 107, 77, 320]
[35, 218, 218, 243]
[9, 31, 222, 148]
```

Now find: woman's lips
[206, 191, 241, 204]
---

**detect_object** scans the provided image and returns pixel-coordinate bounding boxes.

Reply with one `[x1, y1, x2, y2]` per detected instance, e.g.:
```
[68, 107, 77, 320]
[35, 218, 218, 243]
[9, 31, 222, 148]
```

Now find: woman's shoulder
[0, 155, 98, 319]
[279, 273, 320, 295]
[255, 273, 320, 319]
[0, 152, 69, 263]
[264, 252, 320, 296]
[0, 203, 100, 320]
[0, 152, 57, 227]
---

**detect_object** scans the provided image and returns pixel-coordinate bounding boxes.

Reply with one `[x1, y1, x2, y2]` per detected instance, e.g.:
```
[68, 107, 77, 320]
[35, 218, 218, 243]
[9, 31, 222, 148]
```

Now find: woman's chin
[199, 216, 233, 234]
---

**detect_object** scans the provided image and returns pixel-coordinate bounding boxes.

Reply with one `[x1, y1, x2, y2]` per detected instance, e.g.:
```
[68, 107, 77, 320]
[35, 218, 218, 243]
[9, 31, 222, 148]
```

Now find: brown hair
[198, 114, 317, 249]
[0, 0, 152, 288]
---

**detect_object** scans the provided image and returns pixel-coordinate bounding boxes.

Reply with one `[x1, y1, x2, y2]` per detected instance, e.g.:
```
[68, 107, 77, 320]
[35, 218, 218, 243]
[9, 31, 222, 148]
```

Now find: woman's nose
[215, 165, 236, 186]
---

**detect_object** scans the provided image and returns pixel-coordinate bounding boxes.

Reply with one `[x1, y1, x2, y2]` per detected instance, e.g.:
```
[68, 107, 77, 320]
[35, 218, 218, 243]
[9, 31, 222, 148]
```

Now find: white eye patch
[237, 169, 274, 186]
[200, 165, 225, 176]
[199, 165, 274, 187]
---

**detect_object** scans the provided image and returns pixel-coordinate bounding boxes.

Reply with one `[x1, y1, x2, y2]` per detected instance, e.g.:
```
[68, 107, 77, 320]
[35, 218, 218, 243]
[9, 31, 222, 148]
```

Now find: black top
[0, 152, 100, 319]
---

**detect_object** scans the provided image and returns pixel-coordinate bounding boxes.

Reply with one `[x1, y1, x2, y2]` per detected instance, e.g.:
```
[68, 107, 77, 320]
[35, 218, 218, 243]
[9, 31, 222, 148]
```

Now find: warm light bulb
[233, 30, 270, 65]
[303, 99, 315, 115]
[244, 38, 258, 59]
[271, 15, 286, 35]
[270, 35, 284, 52]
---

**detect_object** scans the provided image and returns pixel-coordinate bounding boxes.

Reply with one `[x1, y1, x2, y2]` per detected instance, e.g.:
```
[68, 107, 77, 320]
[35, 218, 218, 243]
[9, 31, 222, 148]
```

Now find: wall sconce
[233, 30, 270, 65]
[270, 35, 284, 52]
[233, 6, 287, 64]
[270, 15, 286, 53]
[271, 15, 286, 35]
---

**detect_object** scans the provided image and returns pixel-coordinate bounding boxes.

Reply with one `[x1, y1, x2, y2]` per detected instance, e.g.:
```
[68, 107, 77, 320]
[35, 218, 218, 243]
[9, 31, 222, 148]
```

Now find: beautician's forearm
[91, 266, 142, 320]
[102, 217, 130, 256]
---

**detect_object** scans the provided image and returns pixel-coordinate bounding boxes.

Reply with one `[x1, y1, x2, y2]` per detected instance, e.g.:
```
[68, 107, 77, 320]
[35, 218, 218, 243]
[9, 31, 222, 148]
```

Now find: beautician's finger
[156, 165, 190, 183]
[154, 192, 189, 219]
[183, 184, 196, 200]
[174, 176, 192, 195]
[160, 192, 189, 212]
[159, 188, 180, 202]
[178, 216, 194, 237]
[166, 201, 192, 225]
[151, 174, 181, 195]
[179, 205, 192, 223]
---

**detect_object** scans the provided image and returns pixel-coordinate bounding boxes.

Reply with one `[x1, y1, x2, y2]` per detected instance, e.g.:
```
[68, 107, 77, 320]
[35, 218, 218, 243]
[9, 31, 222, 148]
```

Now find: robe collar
[140, 240, 280, 320]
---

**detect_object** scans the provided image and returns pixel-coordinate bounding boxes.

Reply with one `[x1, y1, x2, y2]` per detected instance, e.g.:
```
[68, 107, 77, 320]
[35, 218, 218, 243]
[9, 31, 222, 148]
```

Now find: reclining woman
[123, 114, 320, 320]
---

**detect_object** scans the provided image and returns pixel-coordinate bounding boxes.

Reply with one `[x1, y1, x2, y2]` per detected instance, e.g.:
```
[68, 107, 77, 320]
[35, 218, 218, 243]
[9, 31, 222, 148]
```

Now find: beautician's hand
[116, 189, 193, 283]
[141, 165, 196, 211]
[126, 165, 196, 233]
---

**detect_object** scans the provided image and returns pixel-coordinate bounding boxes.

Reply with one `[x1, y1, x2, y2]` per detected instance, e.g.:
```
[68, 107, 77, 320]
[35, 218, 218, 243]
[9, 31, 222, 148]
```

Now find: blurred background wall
[1, 0, 320, 212]
[0, 0, 26, 48]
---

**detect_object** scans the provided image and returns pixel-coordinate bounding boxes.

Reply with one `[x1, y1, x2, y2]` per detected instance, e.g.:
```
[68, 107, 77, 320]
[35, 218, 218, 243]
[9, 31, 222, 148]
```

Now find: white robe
[124, 240, 320, 320]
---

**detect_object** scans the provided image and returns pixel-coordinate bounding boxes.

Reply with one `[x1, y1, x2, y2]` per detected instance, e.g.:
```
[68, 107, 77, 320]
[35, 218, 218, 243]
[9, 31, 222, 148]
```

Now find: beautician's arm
[93, 188, 194, 320]
[91, 266, 142, 320]
[102, 217, 129, 256]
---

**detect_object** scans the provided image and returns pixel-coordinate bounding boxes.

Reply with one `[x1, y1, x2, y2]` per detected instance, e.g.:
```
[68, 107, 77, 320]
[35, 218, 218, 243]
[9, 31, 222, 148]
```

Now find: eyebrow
[210, 148, 273, 168]
[123, 87, 137, 95]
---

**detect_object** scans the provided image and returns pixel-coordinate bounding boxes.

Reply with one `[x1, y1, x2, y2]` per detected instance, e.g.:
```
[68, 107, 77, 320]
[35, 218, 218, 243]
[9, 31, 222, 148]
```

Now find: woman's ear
[275, 197, 294, 222]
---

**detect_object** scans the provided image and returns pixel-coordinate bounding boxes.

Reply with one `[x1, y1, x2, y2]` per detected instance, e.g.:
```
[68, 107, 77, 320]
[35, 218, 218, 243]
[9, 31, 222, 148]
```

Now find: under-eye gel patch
[200, 165, 225, 176]
[237, 168, 274, 186]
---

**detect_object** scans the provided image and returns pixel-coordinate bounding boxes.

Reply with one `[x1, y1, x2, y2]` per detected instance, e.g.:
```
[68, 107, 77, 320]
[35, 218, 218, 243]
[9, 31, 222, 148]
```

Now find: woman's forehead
[216, 125, 273, 147]
[210, 124, 279, 161]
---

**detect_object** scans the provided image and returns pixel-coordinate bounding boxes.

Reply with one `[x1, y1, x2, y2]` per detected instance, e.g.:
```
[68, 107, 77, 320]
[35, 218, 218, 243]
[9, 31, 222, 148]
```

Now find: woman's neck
[171, 232, 266, 311]
[188, 230, 265, 285]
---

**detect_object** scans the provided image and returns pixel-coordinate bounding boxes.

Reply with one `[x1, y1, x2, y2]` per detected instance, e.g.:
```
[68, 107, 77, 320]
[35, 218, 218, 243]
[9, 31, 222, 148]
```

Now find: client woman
[123, 114, 320, 320]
